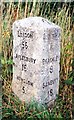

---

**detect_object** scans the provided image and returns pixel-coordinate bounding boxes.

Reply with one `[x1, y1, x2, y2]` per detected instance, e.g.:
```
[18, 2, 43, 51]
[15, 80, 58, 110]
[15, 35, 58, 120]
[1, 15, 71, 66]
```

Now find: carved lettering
[22, 86, 26, 93]
[42, 55, 59, 65]
[48, 89, 53, 96]
[17, 29, 34, 38]
[49, 65, 53, 73]
[52, 29, 60, 38]
[50, 43, 54, 50]
[15, 54, 36, 64]
[21, 41, 28, 50]
[17, 76, 25, 81]
[28, 81, 33, 86]
[17, 76, 33, 87]
[43, 78, 58, 89]
[44, 89, 54, 102]
[22, 64, 27, 71]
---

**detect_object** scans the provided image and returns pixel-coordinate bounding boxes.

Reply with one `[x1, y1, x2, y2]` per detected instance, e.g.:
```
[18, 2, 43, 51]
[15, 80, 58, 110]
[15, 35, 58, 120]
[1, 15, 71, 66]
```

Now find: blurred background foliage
[0, 1, 74, 120]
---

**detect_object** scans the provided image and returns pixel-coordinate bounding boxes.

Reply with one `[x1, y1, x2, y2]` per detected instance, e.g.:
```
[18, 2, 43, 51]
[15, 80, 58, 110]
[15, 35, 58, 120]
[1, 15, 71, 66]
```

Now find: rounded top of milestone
[13, 16, 61, 30]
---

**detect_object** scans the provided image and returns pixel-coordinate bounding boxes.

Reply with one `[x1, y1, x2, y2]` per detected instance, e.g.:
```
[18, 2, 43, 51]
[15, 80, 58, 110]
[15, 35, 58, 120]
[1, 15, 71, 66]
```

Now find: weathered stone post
[12, 17, 61, 105]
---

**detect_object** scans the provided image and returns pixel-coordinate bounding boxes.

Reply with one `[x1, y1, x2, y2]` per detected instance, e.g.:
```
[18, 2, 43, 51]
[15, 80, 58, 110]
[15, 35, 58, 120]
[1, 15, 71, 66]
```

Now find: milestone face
[12, 17, 61, 105]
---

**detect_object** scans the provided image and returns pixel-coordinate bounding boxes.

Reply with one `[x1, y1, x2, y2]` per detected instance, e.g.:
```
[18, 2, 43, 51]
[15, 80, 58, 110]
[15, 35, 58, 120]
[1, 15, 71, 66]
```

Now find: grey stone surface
[12, 17, 61, 105]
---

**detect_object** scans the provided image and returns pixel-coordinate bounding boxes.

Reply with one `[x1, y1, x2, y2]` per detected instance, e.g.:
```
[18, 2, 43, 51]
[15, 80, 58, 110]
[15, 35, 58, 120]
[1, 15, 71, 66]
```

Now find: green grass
[1, 2, 73, 120]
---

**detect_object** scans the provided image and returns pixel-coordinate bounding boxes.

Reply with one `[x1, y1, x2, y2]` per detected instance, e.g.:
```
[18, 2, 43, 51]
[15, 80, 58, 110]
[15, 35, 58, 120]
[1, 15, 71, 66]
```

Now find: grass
[1, 1, 74, 120]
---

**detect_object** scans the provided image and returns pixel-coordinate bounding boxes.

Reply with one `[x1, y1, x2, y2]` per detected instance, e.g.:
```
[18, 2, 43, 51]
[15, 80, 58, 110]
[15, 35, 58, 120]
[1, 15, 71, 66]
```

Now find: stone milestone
[12, 17, 61, 105]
